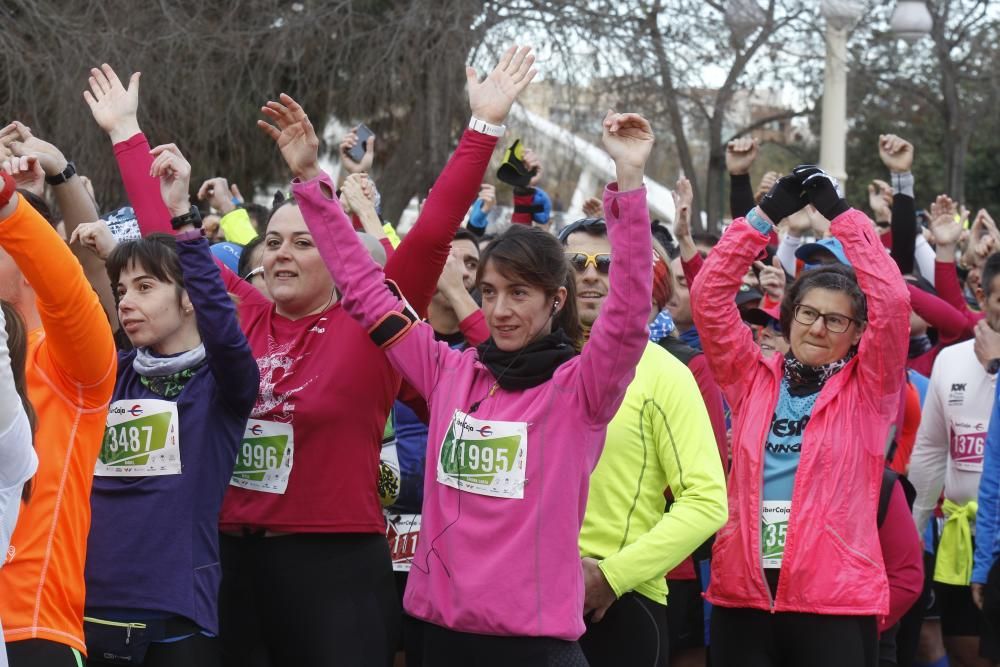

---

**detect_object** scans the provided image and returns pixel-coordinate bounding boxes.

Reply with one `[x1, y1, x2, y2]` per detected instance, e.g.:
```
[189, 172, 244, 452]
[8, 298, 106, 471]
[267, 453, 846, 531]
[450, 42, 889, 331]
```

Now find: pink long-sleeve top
[292, 172, 652, 640]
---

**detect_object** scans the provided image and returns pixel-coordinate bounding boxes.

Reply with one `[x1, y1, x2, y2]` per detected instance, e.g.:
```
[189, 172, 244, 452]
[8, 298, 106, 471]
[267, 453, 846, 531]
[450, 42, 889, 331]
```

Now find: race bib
[761, 500, 791, 568]
[96, 399, 181, 477]
[385, 511, 421, 572]
[230, 419, 294, 494]
[950, 420, 987, 472]
[436, 410, 527, 499]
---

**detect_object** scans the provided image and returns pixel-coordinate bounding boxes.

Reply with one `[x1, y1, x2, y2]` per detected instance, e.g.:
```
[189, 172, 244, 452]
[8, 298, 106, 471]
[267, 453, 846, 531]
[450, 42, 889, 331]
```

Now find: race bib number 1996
[436, 410, 527, 499]
[229, 419, 294, 494]
[96, 399, 180, 477]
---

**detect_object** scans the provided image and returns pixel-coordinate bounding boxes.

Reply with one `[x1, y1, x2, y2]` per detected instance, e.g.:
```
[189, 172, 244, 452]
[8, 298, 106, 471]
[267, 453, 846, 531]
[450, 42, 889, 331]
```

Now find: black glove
[758, 174, 807, 224]
[793, 164, 849, 220]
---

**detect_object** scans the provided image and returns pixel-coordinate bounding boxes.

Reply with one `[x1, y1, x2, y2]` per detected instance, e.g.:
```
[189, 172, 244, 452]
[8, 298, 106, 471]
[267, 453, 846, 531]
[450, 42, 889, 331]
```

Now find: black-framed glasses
[566, 252, 611, 274]
[793, 304, 858, 334]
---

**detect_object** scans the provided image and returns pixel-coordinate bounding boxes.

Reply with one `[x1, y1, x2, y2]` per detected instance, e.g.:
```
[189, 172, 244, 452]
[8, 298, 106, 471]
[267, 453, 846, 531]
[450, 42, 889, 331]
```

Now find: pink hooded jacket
[292, 174, 652, 640]
[691, 209, 909, 616]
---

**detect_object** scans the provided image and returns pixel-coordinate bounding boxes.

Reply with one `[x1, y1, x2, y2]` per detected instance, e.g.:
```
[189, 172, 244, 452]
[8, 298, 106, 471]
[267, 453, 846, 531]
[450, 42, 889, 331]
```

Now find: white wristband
[468, 117, 506, 137]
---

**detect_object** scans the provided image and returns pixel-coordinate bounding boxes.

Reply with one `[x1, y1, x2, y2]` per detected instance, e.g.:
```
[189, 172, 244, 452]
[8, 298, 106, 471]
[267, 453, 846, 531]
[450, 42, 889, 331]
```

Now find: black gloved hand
[758, 174, 807, 224]
[793, 164, 849, 221]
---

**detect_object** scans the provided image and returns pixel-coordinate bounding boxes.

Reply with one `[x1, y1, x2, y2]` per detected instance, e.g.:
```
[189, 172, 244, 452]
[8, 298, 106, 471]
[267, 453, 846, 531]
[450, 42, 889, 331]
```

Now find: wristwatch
[170, 205, 203, 230]
[468, 117, 506, 137]
[44, 161, 77, 186]
[987, 358, 1000, 375]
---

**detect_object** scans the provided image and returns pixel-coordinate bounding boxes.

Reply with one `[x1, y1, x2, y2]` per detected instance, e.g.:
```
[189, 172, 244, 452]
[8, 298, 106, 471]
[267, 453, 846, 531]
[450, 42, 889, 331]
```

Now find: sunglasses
[566, 252, 611, 274]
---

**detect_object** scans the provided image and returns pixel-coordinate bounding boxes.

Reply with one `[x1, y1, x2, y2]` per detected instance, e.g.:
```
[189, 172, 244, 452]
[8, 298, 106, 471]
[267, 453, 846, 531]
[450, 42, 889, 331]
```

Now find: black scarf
[476, 329, 578, 391]
[783, 349, 855, 397]
[908, 334, 932, 358]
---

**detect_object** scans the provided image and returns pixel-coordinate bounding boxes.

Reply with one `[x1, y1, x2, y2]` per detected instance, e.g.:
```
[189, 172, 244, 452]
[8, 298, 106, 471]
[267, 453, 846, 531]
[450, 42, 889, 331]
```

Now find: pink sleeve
[113, 133, 173, 235]
[213, 256, 271, 310]
[935, 260, 984, 328]
[385, 130, 498, 319]
[292, 171, 458, 399]
[878, 481, 924, 632]
[690, 218, 769, 407]
[681, 252, 703, 288]
[688, 354, 729, 469]
[573, 185, 653, 425]
[459, 310, 489, 347]
[906, 283, 973, 345]
[831, 210, 910, 410]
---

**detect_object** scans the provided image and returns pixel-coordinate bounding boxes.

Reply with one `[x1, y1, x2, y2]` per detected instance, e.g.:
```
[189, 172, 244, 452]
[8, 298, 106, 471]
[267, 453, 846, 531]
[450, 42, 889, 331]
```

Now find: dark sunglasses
[565, 252, 611, 274]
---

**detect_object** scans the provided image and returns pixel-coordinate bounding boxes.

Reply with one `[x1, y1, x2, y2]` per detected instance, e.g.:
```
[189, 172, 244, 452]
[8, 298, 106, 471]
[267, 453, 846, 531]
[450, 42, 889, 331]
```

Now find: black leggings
[710, 605, 878, 667]
[86, 634, 220, 666]
[219, 532, 400, 667]
[6, 639, 82, 667]
[579, 592, 668, 667]
[421, 622, 588, 667]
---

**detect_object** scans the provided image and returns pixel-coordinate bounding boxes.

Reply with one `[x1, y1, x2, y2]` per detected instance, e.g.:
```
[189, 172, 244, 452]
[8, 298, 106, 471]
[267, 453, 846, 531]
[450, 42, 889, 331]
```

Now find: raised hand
[258, 93, 321, 182]
[466, 45, 537, 125]
[582, 196, 603, 219]
[197, 177, 238, 215]
[759, 174, 806, 226]
[340, 126, 375, 174]
[83, 64, 142, 144]
[878, 134, 914, 174]
[436, 253, 467, 298]
[868, 179, 893, 222]
[601, 111, 654, 191]
[726, 137, 758, 176]
[0, 121, 70, 178]
[792, 165, 848, 222]
[672, 176, 693, 240]
[929, 194, 962, 247]
[479, 183, 497, 213]
[754, 256, 786, 301]
[974, 208, 1000, 245]
[70, 220, 117, 261]
[523, 148, 544, 187]
[754, 171, 780, 203]
[340, 172, 376, 217]
[0, 155, 45, 197]
[149, 143, 192, 217]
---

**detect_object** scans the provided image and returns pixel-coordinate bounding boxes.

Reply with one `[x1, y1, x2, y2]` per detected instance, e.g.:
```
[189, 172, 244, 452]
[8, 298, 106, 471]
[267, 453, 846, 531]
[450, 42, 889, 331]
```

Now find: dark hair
[18, 189, 57, 230]
[266, 192, 298, 229]
[651, 222, 678, 260]
[557, 217, 606, 243]
[243, 203, 270, 235]
[983, 252, 1000, 297]
[3, 301, 36, 501]
[453, 228, 480, 255]
[692, 232, 720, 248]
[238, 235, 265, 280]
[780, 264, 867, 337]
[105, 234, 185, 301]
[477, 225, 582, 348]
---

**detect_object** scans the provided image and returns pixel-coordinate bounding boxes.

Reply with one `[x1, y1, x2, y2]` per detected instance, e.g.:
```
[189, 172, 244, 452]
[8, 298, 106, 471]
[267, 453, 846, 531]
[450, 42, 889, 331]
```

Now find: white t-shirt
[910, 339, 998, 532]
[0, 410, 38, 667]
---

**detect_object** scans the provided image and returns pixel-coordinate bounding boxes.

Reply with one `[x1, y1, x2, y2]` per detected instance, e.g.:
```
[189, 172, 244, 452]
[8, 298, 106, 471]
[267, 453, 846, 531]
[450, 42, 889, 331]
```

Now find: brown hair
[477, 225, 582, 348]
[2, 302, 36, 501]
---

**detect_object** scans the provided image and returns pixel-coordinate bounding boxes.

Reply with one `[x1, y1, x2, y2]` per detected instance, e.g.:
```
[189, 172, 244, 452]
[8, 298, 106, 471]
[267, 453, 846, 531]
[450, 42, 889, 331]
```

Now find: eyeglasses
[566, 252, 611, 274]
[243, 266, 264, 282]
[793, 304, 858, 334]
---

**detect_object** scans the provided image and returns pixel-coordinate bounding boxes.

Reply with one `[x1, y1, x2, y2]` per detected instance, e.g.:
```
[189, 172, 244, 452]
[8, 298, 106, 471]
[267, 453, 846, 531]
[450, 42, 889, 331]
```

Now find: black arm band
[368, 279, 420, 349]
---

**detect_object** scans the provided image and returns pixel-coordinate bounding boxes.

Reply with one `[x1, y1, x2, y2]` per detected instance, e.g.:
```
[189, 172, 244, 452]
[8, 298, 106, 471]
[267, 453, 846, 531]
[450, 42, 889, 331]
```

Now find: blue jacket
[974, 374, 1000, 584]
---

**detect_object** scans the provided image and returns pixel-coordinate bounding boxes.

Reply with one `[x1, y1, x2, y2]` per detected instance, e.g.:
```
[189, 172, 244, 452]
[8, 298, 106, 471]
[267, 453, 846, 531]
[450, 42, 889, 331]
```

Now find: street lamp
[818, 0, 864, 183]
[890, 1, 933, 43]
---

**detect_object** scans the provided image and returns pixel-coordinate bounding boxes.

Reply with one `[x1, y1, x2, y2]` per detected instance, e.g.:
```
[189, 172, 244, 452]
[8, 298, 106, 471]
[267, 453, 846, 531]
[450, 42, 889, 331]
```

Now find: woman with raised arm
[84, 49, 535, 666]
[72, 143, 257, 667]
[690, 167, 910, 667]
[257, 82, 653, 663]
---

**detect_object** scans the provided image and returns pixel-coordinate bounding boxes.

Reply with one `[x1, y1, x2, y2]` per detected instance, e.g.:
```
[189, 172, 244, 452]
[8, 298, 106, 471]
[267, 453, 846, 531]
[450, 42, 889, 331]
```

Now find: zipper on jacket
[83, 617, 147, 646]
[758, 448, 775, 612]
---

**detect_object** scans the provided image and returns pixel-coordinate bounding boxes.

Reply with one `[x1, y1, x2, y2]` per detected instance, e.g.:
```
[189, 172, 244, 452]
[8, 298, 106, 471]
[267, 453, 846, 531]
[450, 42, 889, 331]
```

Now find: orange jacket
[0, 195, 116, 653]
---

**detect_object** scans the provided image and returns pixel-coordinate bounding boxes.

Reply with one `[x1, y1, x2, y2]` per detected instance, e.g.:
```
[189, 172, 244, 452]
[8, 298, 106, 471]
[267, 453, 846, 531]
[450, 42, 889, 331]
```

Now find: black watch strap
[170, 205, 203, 230]
[988, 358, 1000, 375]
[45, 161, 77, 186]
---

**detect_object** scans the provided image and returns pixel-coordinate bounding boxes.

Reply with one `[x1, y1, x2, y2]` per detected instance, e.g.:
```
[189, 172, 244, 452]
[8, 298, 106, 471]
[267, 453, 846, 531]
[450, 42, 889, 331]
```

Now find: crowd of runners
[0, 44, 998, 667]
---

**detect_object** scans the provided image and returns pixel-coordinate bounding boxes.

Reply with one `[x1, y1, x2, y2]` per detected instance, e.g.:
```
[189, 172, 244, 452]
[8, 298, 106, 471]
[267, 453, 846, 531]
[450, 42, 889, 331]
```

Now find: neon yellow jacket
[580, 342, 728, 604]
